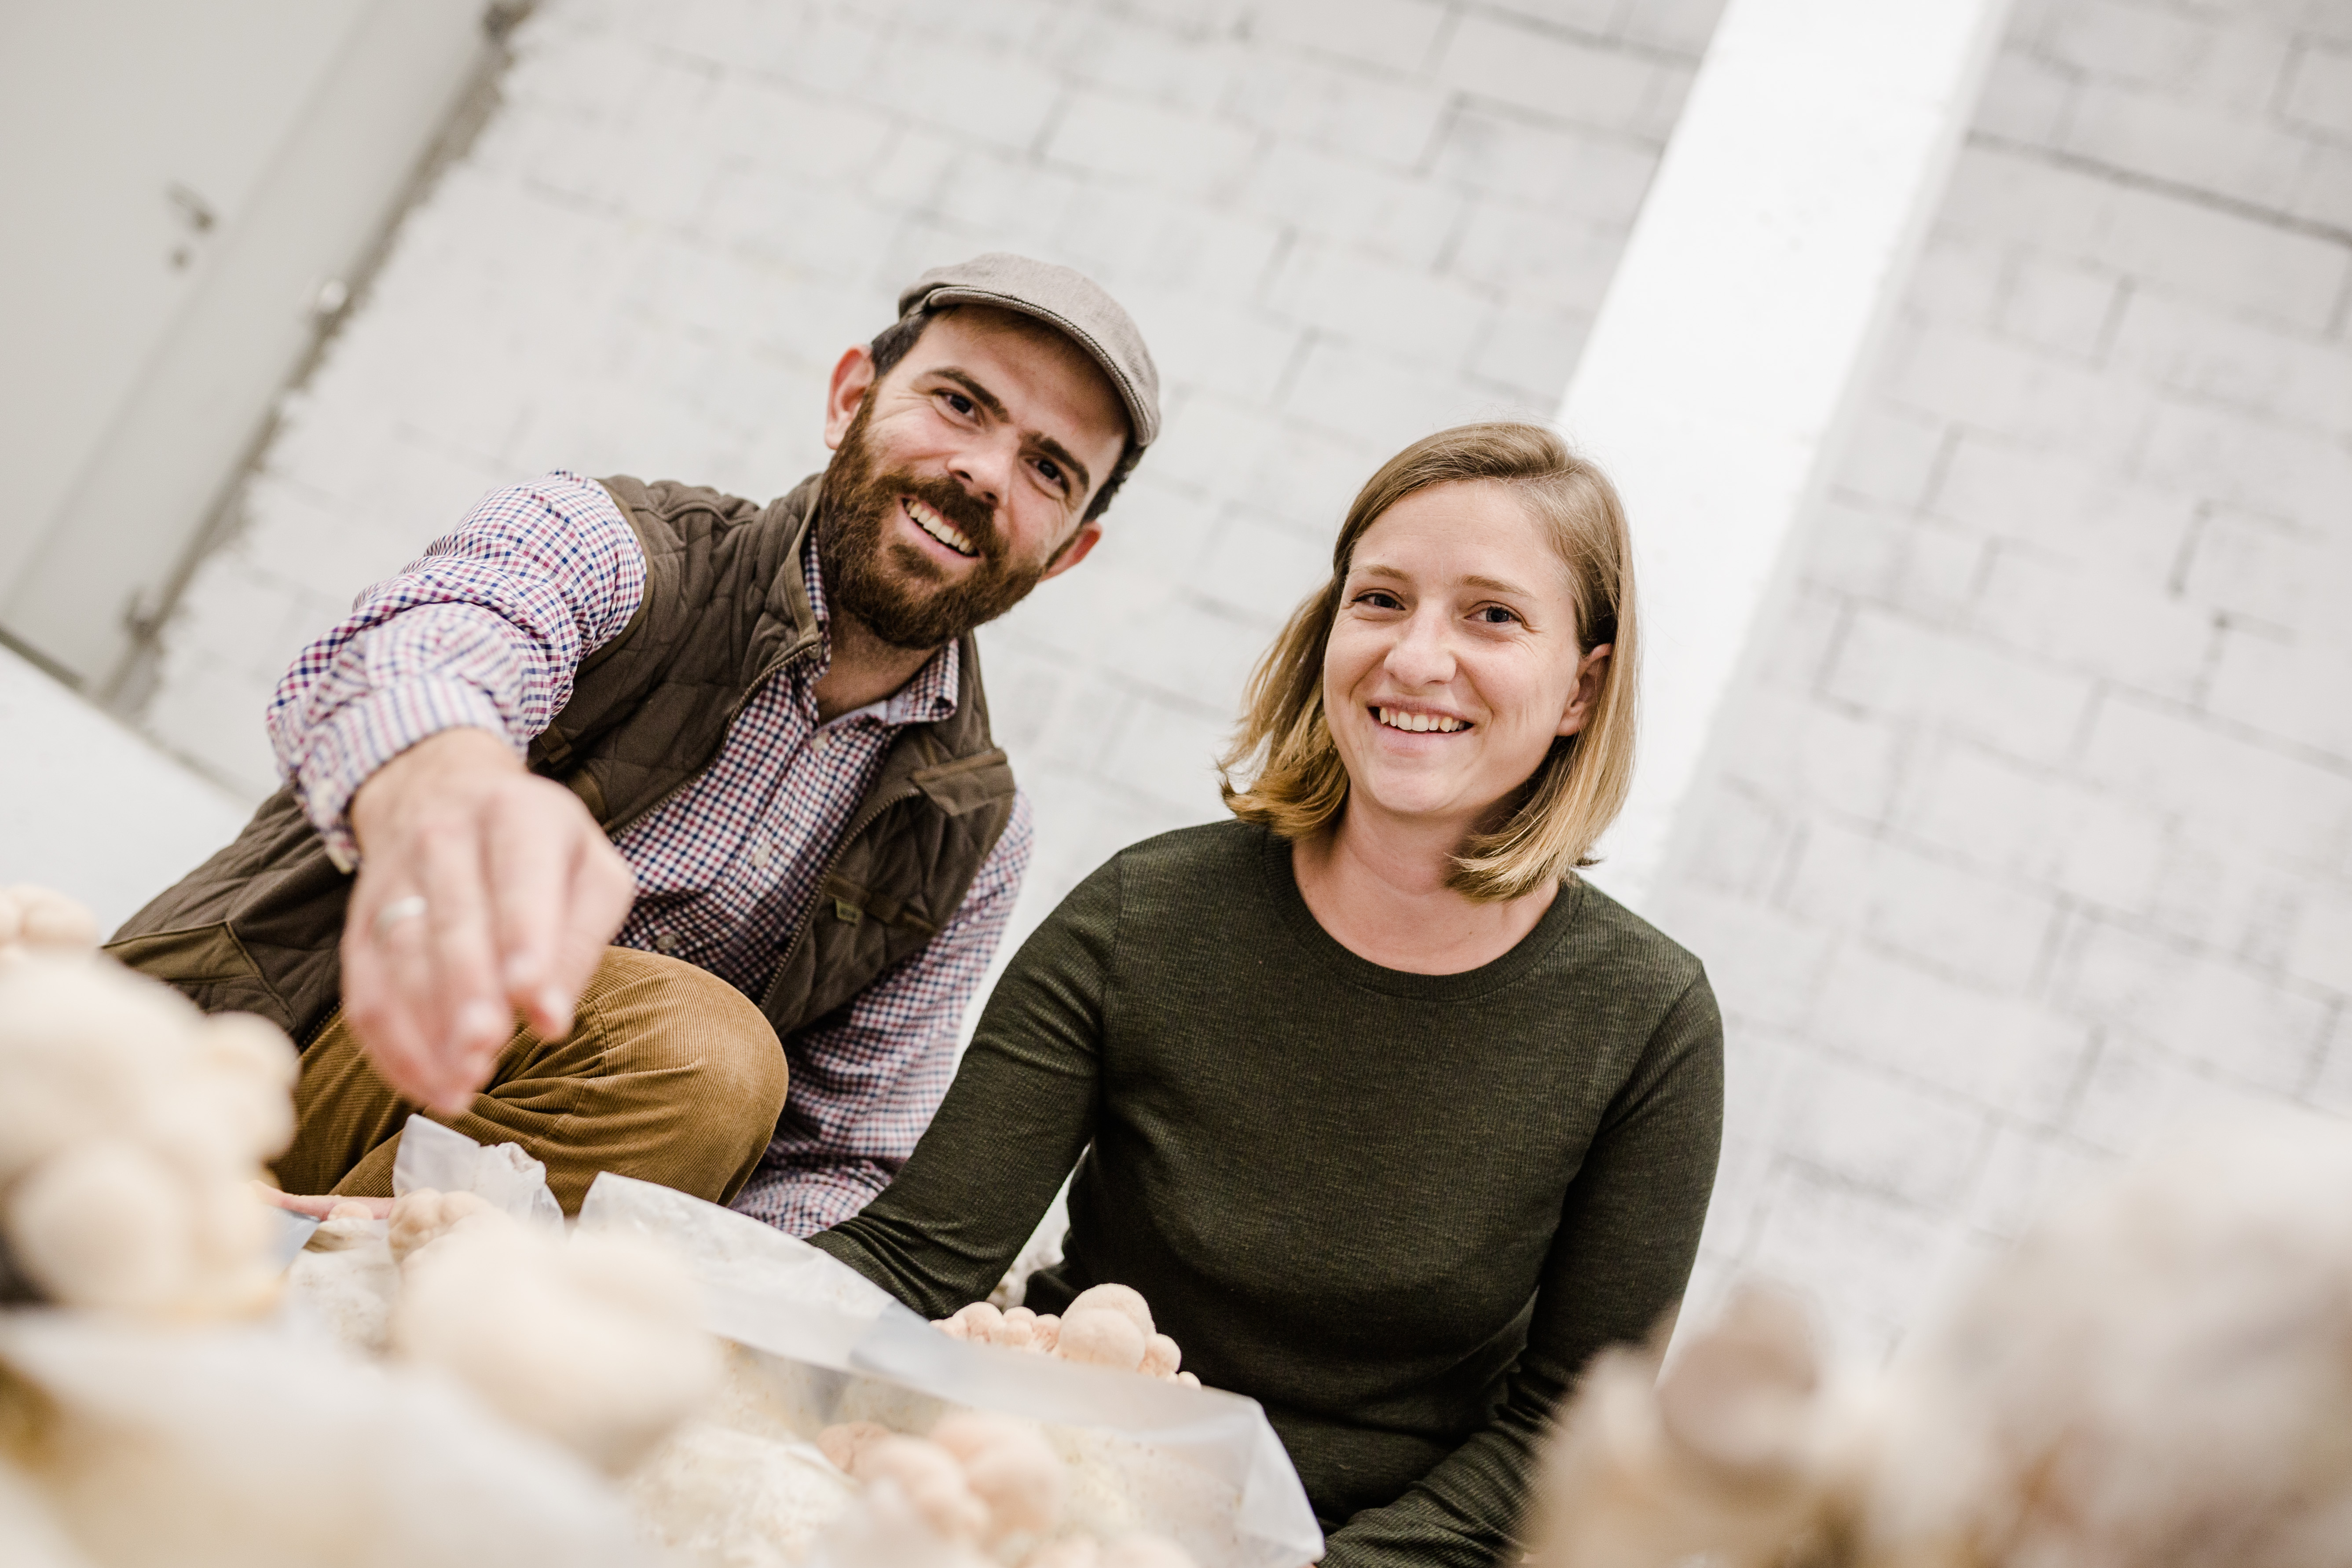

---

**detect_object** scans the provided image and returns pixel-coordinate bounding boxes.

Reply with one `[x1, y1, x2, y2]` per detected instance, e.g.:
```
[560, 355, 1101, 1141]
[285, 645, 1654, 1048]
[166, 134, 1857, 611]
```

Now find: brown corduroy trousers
[271, 947, 790, 1215]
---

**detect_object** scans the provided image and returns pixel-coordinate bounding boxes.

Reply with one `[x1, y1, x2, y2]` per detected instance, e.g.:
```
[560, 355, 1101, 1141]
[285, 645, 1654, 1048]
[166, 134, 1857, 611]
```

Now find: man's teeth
[907, 498, 976, 557]
[1377, 707, 1468, 733]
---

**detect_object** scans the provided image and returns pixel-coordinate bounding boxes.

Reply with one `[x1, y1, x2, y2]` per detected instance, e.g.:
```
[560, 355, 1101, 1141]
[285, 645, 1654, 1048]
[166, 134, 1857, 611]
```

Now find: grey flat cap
[898, 253, 1161, 449]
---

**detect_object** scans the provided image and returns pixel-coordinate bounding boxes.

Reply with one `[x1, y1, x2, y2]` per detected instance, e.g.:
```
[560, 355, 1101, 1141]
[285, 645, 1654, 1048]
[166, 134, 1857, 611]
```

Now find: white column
[1561, 0, 2015, 909]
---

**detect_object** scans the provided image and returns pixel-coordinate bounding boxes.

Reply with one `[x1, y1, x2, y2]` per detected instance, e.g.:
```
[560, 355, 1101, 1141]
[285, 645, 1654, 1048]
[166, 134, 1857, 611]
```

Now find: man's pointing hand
[343, 727, 635, 1112]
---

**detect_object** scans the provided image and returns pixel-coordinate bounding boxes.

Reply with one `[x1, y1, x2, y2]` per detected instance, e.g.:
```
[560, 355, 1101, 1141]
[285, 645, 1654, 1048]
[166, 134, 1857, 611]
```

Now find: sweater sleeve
[808, 853, 1120, 1316]
[1319, 969, 1726, 1568]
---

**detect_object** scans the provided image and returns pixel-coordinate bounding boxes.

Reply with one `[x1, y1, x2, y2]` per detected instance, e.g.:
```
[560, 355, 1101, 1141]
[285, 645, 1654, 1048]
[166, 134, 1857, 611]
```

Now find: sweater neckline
[1254, 824, 1586, 1001]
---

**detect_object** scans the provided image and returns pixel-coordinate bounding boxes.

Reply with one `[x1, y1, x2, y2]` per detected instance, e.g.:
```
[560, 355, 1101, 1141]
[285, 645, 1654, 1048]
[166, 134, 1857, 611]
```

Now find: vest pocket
[103, 923, 297, 1037]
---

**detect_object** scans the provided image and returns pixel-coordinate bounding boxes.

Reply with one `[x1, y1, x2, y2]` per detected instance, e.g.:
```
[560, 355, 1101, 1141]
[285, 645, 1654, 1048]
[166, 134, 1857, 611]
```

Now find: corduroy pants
[271, 947, 789, 1215]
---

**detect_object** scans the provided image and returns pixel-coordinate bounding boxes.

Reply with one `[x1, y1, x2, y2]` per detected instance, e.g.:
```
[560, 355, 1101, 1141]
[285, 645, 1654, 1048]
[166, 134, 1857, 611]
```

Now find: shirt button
[749, 841, 773, 869]
[651, 931, 680, 956]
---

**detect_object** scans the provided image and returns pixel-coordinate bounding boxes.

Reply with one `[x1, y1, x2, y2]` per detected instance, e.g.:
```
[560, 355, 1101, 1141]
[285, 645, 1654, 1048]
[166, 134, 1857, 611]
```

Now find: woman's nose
[1385, 610, 1454, 685]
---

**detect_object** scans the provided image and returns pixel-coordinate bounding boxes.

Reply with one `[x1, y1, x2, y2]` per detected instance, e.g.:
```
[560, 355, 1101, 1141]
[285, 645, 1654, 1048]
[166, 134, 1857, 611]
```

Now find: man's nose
[948, 431, 1018, 511]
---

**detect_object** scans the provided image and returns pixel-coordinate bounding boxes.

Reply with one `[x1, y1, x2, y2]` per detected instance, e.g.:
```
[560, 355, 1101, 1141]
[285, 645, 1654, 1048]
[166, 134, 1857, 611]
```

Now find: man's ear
[823, 345, 878, 450]
[1040, 520, 1105, 582]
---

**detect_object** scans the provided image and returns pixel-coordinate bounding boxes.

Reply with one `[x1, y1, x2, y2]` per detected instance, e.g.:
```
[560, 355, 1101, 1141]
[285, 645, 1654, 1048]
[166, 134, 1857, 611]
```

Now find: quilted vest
[107, 473, 1019, 1049]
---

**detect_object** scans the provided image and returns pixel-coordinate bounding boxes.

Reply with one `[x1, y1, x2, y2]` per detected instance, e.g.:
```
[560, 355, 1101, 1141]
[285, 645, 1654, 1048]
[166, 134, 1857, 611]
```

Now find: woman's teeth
[1376, 707, 1467, 733]
[906, 498, 976, 557]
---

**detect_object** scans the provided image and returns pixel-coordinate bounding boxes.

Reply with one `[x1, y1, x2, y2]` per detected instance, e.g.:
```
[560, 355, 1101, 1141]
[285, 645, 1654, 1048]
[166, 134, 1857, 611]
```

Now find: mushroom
[931, 1412, 1067, 1540]
[850, 1436, 989, 1542]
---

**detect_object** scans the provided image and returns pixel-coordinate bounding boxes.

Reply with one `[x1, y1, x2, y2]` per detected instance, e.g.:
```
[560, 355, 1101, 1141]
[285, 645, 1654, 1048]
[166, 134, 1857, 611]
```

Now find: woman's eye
[1355, 590, 1403, 610]
[1474, 605, 1520, 625]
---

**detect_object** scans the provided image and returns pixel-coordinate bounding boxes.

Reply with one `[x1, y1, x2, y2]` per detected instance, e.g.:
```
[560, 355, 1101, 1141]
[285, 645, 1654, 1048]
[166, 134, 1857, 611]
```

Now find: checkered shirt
[266, 470, 1033, 1237]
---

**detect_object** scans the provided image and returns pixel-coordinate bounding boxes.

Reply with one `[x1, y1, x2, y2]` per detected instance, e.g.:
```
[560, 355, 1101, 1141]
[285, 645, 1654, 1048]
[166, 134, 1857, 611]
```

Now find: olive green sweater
[813, 821, 1723, 1568]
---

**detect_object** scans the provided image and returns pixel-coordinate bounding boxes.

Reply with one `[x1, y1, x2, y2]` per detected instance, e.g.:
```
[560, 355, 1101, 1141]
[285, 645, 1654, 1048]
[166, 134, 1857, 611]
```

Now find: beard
[814, 401, 1051, 651]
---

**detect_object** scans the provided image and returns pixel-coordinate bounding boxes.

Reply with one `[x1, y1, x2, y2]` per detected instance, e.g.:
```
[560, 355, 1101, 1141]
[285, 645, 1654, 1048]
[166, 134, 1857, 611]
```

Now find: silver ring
[373, 894, 429, 942]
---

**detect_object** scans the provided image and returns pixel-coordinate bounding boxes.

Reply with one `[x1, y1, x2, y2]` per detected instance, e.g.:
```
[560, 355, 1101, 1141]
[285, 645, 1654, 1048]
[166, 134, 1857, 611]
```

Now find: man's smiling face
[816, 304, 1131, 650]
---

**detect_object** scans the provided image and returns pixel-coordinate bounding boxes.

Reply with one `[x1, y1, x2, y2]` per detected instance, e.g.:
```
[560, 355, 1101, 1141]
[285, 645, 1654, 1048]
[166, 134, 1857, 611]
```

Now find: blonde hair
[1217, 421, 1639, 901]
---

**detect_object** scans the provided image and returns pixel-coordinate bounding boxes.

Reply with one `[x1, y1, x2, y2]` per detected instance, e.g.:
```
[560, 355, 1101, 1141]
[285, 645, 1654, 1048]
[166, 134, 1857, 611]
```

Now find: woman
[811, 422, 1723, 1568]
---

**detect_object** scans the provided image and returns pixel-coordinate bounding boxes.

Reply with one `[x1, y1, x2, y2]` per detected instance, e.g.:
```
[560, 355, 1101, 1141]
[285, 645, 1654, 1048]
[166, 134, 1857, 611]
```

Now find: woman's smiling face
[1323, 479, 1610, 839]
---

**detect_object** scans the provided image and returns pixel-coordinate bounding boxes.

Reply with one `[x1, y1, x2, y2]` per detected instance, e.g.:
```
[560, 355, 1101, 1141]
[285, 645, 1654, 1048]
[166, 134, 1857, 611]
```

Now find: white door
[0, 0, 492, 694]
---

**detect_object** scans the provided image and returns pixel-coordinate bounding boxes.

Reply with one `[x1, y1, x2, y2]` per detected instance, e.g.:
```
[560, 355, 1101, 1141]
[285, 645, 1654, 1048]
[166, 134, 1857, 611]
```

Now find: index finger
[482, 788, 581, 1037]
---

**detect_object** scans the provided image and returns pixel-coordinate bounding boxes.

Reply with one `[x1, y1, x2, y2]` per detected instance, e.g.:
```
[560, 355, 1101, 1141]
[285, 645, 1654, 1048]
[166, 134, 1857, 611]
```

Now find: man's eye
[942, 392, 975, 416]
[1037, 458, 1066, 491]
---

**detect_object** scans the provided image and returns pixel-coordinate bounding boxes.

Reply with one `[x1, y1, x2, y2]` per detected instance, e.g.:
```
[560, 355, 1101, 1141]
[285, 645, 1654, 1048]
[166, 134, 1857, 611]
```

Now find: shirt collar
[802, 529, 961, 729]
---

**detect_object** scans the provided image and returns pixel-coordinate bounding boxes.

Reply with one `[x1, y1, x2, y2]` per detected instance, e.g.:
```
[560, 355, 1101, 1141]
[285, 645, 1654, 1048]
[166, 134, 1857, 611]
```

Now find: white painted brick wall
[140, 0, 1726, 942]
[1655, 0, 2352, 1359]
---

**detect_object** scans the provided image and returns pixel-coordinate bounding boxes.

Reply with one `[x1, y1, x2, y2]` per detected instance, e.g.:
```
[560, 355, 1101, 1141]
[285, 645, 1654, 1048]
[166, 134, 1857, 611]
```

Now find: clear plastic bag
[579, 1174, 1325, 1568]
[391, 1115, 565, 1235]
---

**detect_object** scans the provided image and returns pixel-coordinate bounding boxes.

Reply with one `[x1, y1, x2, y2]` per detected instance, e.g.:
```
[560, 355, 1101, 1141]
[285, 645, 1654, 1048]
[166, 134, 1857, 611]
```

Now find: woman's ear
[823, 345, 878, 450]
[1557, 644, 1612, 737]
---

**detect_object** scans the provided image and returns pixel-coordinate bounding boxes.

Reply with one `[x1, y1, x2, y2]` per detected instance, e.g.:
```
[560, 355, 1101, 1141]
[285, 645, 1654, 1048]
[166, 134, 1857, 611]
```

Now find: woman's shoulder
[1550, 874, 1713, 1015]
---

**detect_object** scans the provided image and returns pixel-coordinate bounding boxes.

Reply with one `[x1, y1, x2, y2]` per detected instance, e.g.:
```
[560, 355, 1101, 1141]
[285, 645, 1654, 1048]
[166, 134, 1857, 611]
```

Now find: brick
[2286, 886, 2352, 996]
[2289, 137, 2352, 230]
[1899, 740, 2169, 912]
[1968, 1124, 2110, 1239]
[1832, 407, 1948, 512]
[2042, 0, 2219, 90]
[1971, 45, 2080, 146]
[1042, 14, 1236, 112]
[1193, 509, 1333, 623]
[1244, 0, 1449, 75]
[1715, 684, 1905, 825]
[1476, 0, 1619, 36]
[1428, 106, 1660, 220]
[2066, 81, 2309, 210]
[1825, 608, 2096, 766]
[1999, 253, 2125, 359]
[1237, 143, 1469, 272]
[1940, 146, 2348, 331]
[2132, 398, 2352, 531]
[2303, 1008, 2352, 1116]
[703, 75, 898, 183]
[1893, 520, 1990, 622]
[1096, 695, 1240, 817]
[2176, 503, 2319, 631]
[1435, 15, 1665, 139]
[1932, 438, 2192, 582]
[1674, 777, 1795, 898]
[1042, 92, 1261, 199]
[1885, 323, 2151, 455]
[2059, 919, 2332, 1092]
[1050, 189, 1288, 301]
[1447, 201, 1629, 307]
[2280, 37, 2352, 139]
[2105, 291, 2352, 436]
[1743, 1167, 1964, 1354]
[1221, 49, 1453, 166]
[1282, 337, 1528, 453]
[1617, 0, 1732, 58]
[2082, 694, 2352, 868]
[1264, 243, 1498, 366]
[1784, 824, 2062, 993]
[2061, 1029, 2290, 1154]
[1811, 942, 2090, 1118]
[1900, 231, 2006, 328]
[1797, 496, 1908, 601]
[1974, 545, 2215, 699]
[1775, 1056, 1992, 1211]
[1642, 887, 1834, 1032]
[1465, 300, 1590, 400]
[2206, 630, 2352, 766]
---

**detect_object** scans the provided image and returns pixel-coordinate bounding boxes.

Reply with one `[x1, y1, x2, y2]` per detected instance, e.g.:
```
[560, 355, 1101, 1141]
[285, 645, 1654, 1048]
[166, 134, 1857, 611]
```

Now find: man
[111, 254, 1158, 1234]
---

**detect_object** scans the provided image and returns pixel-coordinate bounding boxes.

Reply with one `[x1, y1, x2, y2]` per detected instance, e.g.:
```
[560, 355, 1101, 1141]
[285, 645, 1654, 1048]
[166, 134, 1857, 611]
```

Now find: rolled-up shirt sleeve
[267, 471, 645, 867]
[730, 791, 1036, 1237]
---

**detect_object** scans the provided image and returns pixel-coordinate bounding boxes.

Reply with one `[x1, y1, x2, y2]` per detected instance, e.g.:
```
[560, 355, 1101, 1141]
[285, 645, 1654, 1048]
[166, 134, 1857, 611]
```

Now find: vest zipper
[758, 774, 924, 1018]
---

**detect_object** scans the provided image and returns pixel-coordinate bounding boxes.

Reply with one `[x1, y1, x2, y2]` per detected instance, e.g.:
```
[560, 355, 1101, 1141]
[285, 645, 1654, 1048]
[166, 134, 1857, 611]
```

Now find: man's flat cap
[898, 254, 1161, 449]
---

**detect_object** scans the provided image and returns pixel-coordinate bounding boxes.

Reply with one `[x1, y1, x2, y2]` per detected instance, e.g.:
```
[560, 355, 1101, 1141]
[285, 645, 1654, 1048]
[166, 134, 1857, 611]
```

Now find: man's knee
[577, 947, 790, 1126]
